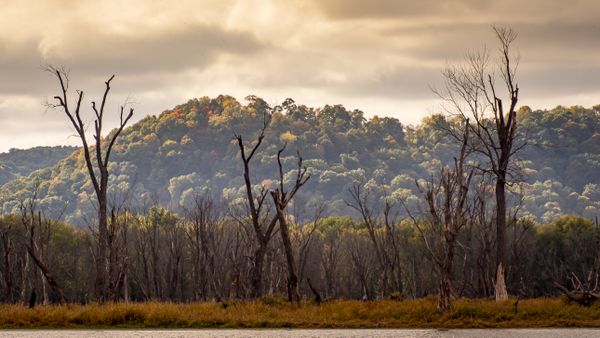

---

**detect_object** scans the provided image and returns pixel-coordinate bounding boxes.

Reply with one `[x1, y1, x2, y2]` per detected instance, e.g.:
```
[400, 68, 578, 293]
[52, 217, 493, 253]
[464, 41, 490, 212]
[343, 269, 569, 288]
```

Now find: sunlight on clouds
[0, 0, 598, 151]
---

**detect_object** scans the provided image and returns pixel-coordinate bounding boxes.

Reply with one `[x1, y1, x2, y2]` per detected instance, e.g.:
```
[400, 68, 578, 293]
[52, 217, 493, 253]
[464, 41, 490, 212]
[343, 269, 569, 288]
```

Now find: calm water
[0, 329, 598, 338]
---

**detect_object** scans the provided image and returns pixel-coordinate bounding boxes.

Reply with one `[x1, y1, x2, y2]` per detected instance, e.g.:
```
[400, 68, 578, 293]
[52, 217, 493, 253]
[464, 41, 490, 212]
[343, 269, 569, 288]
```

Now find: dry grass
[0, 298, 599, 329]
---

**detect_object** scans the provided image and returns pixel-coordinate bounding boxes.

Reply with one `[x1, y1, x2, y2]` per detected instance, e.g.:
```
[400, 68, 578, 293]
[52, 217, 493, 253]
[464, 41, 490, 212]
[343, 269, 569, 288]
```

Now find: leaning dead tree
[48, 66, 133, 301]
[269, 144, 310, 303]
[409, 122, 474, 311]
[19, 195, 67, 304]
[434, 26, 524, 301]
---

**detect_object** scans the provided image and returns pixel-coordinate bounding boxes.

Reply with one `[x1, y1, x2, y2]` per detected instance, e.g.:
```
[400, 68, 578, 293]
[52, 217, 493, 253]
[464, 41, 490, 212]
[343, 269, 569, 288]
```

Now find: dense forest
[0, 146, 76, 186]
[1, 98, 599, 225]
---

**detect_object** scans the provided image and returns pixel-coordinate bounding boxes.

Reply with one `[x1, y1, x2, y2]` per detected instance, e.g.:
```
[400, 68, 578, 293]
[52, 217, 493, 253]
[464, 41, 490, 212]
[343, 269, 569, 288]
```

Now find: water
[0, 329, 598, 338]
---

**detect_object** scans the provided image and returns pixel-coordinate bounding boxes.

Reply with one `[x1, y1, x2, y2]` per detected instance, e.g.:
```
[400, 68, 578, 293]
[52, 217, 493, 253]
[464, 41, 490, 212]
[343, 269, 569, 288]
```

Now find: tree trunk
[95, 194, 108, 301]
[20, 250, 30, 303]
[438, 266, 452, 311]
[272, 192, 300, 303]
[495, 176, 509, 301]
[438, 239, 455, 311]
[1, 233, 13, 303]
[250, 244, 267, 298]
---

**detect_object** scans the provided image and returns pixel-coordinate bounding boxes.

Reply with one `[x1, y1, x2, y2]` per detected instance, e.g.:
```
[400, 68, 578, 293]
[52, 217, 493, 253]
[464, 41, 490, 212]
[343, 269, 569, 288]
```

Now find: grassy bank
[0, 298, 599, 329]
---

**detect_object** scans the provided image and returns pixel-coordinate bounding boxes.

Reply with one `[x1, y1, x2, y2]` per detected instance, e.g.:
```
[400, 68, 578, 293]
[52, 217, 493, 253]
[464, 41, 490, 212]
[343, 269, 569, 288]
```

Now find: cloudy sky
[0, 0, 599, 151]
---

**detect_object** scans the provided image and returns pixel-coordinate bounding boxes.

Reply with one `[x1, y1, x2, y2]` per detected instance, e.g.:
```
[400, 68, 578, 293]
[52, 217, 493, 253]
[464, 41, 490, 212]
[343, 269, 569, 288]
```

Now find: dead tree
[409, 123, 474, 311]
[321, 224, 342, 298]
[382, 198, 404, 297]
[185, 194, 220, 301]
[19, 197, 67, 304]
[0, 219, 14, 303]
[469, 182, 496, 297]
[234, 113, 279, 298]
[555, 282, 599, 306]
[294, 201, 326, 296]
[434, 27, 524, 301]
[555, 222, 600, 306]
[48, 66, 133, 301]
[345, 185, 402, 297]
[105, 208, 130, 302]
[269, 144, 310, 303]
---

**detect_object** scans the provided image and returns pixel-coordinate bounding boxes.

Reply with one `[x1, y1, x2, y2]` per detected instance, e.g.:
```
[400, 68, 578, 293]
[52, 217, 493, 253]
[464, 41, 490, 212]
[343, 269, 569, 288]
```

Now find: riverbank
[0, 298, 599, 329]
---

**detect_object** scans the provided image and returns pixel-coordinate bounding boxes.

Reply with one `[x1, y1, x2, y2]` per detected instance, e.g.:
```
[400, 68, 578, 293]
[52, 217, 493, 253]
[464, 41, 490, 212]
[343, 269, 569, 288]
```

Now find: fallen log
[554, 282, 600, 306]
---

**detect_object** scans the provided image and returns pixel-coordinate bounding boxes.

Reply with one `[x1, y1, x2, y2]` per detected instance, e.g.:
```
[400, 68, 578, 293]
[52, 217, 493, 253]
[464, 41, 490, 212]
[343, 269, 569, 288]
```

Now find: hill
[0, 146, 77, 187]
[0, 96, 598, 224]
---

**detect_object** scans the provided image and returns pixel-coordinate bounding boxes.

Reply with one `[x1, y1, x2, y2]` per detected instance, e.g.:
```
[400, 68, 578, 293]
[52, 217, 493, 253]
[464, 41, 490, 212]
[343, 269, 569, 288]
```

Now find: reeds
[0, 298, 598, 329]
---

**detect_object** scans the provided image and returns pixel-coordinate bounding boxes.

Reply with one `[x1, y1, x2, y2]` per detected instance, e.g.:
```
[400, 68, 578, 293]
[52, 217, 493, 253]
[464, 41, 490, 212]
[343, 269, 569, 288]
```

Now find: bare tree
[269, 144, 310, 303]
[105, 208, 130, 301]
[185, 194, 220, 300]
[345, 185, 403, 297]
[233, 112, 278, 298]
[0, 218, 14, 303]
[48, 66, 133, 301]
[409, 123, 474, 311]
[292, 201, 326, 296]
[469, 181, 496, 297]
[321, 222, 342, 298]
[19, 196, 67, 304]
[434, 26, 524, 300]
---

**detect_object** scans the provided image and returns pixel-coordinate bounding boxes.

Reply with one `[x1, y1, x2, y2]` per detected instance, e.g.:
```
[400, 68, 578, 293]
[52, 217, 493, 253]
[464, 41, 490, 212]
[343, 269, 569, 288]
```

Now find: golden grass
[0, 298, 599, 329]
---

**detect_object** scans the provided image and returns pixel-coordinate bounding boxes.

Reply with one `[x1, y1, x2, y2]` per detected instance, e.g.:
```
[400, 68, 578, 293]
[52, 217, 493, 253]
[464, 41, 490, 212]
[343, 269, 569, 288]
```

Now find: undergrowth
[0, 298, 599, 329]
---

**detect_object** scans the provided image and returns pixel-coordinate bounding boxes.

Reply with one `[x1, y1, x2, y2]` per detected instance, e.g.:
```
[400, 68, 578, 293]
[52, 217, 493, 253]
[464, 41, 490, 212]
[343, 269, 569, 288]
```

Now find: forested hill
[0, 96, 599, 225]
[0, 146, 77, 186]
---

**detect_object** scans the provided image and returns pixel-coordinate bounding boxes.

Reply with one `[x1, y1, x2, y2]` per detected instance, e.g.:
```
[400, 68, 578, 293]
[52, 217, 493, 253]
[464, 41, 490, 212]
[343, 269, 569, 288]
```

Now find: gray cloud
[0, 0, 599, 151]
[312, 0, 489, 20]
[42, 23, 264, 76]
[0, 23, 264, 97]
[0, 39, 49, 95]
[312, 0, 600, 22]
[329, 66, 441, 100]
[520, 64, 600, 98]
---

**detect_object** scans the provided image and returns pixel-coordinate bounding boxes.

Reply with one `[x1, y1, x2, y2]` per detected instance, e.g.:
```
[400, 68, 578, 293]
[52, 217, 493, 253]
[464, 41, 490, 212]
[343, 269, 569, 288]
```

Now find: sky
[0, 0, 599, 151]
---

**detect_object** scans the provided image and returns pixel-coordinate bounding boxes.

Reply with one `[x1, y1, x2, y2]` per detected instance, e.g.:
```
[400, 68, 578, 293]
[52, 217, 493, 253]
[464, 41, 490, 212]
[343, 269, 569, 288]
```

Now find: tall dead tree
[434, 26, 523, 300]
[234, 114, 278, 298]
[410, 122, 473, 311]
[48, 67, 133, 301]
[269, 144, 310, 303]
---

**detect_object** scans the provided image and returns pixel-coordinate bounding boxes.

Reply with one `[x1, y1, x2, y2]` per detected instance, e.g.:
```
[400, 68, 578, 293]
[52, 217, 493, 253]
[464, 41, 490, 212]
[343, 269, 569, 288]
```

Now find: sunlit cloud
[0, 0, 598, 151]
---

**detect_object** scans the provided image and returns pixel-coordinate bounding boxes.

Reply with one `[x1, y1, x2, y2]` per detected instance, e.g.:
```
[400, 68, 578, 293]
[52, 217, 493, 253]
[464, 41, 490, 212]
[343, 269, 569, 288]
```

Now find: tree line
[1, 194, 598, 309]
